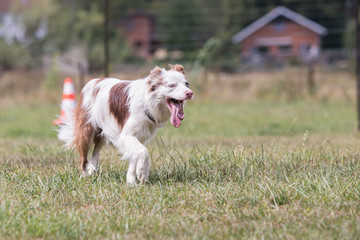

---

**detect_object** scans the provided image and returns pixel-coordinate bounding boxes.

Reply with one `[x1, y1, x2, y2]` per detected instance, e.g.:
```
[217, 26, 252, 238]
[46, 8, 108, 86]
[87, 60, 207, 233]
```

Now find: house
[232, 6, 328, 61]
[117, 10, 158, 59]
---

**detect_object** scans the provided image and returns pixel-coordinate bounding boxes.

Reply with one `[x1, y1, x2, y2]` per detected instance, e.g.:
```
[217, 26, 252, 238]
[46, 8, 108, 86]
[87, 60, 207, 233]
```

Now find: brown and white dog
[58, 64, 193, 185]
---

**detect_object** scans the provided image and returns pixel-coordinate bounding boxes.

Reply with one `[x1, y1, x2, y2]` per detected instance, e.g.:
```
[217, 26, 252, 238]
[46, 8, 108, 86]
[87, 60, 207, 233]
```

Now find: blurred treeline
[0, 0, 350, 72]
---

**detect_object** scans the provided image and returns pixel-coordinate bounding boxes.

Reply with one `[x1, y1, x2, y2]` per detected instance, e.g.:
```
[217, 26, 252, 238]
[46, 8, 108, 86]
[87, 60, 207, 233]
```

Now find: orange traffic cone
[53, 77, 77, 125]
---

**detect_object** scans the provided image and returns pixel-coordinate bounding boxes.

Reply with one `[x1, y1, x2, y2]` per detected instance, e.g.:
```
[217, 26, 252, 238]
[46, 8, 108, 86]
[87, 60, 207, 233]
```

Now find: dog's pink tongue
[169, 101, 183, 128]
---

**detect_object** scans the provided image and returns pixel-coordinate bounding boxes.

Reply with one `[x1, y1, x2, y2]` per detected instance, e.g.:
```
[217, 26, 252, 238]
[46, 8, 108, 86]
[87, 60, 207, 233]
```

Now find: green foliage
[86, 35, 144, 71]
[0, 41, 31, 70]
[46, 2, 104, 70]
[46, 1, 145, 71]
[5, 0, 56, 67]
[194, 37, 222, 69]
[343, 19, 356, 50]
[192, 37, 239, 72]
[220, 0, 246, 38]
[45, 53, 61, 90]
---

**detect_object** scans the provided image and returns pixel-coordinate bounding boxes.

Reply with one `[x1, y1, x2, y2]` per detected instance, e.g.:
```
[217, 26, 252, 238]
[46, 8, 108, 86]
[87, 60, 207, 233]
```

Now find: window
[299, 44, 310, 54]
[125, 20, 134, 30]
[278, 45, 292, 55]
[134, 40, 143, 49]
[257, 46, 269, 55]
[299, 44, 310, 58]
[273, 20, 285, 31]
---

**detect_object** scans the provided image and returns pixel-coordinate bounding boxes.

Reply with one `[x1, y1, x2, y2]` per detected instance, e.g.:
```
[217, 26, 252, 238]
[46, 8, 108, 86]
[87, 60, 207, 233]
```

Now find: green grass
[0, 100, 355, 139]
[0, 103, 58, 138]
[162, 100, 356, 140]
[1, 99, 360, 239]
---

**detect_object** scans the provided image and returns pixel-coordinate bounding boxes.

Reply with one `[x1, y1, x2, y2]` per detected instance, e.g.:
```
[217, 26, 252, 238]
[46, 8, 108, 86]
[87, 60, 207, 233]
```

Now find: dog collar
[145, 109, 156, 123]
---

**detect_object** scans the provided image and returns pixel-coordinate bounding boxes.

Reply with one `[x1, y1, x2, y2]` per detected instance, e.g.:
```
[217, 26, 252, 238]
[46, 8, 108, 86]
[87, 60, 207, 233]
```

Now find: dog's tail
[57, 79, 99, 148]
[57, 104, 76, 148]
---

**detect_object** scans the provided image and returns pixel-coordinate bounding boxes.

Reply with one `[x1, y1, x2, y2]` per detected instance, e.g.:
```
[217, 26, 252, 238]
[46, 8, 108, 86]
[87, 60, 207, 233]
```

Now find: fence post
[307, 62, 315, 95]
[355, 0, 360, 131]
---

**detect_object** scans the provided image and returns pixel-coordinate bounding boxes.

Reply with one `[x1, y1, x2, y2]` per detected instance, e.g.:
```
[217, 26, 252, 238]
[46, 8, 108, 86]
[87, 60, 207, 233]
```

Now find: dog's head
[147, 64, 193, 128]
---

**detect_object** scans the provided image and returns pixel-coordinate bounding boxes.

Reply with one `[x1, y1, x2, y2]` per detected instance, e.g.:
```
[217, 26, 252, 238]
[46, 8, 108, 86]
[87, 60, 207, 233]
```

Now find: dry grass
[194, 67, 355, 103]
[0, 67, 356, 105]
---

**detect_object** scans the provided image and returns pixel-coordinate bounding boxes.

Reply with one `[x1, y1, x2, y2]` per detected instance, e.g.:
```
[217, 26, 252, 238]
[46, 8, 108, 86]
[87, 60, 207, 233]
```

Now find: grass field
[1, 69, 360, 239]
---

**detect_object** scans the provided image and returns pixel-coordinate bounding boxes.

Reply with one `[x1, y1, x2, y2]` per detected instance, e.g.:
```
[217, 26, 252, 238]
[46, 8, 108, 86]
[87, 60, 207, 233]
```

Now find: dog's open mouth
[166, 98, 184, 128]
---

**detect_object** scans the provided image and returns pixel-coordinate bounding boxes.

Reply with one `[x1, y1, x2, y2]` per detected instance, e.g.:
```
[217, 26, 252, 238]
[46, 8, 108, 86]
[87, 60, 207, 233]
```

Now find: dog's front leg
[117, 135, 150, 185]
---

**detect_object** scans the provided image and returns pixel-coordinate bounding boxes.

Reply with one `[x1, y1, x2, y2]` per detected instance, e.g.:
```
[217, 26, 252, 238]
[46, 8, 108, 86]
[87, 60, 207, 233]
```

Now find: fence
[0, 0, 354, 76]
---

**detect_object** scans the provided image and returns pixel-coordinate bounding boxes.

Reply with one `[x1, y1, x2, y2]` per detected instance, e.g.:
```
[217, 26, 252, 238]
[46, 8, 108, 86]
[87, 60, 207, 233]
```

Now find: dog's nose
[185, 90, 193, 99]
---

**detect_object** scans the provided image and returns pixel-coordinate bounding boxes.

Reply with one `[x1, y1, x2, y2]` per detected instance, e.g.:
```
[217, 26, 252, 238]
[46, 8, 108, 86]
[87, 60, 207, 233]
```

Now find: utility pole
[355, 0, 360, 131]
[103, 0, 110, 77]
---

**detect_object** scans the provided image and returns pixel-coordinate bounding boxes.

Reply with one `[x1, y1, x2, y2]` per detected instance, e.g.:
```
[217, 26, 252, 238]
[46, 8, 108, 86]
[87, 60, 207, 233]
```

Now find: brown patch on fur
[92, 78, 107, 99]
[148, 66, 163, 92]
[150, 81, 162, 92]
[93, 130, 102, 146]
[150, 66, 162, 77]
[72, 93, 94, 171]
[96, 78, 106, 85]
[169, 64, 185, 75]
[109, 82, 130, 128]
[93, 87, 100, 99]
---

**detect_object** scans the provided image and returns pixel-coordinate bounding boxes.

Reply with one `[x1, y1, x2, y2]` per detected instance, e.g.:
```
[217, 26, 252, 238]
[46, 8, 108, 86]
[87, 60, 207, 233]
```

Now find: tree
[46, 0, 130, 71]
[0, 0, 55, 69]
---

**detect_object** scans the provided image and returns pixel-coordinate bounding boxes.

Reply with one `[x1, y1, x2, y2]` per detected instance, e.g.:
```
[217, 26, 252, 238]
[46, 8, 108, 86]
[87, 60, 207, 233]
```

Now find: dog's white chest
[124, 119, 158, 144]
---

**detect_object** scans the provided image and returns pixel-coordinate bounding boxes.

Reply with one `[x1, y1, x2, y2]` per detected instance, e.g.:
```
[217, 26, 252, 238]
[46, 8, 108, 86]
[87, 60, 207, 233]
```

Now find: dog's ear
[148, 66, 163, 91]
[150, 66, 163, 79]
[168, 64, 185, 75]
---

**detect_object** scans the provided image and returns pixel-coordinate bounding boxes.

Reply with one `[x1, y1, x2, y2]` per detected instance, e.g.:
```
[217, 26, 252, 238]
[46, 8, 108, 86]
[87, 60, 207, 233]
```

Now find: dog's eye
[169, 84, 176, 88]
[185, 82, 190, 88]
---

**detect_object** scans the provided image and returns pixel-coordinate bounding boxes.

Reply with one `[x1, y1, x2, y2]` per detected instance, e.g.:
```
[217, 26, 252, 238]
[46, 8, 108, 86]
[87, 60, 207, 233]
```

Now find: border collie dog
[58, 64, 193, 185]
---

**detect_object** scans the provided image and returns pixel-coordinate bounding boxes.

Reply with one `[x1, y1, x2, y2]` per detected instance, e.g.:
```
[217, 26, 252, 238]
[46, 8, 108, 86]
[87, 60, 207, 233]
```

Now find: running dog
[58, 64, 193, 185]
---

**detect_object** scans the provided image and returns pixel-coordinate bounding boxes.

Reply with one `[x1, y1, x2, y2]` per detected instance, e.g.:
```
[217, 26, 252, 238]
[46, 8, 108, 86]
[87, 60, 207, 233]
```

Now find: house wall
[241, 19, 320, 58]
[0, 0, 12, 13]
[120, 15, 153, 58]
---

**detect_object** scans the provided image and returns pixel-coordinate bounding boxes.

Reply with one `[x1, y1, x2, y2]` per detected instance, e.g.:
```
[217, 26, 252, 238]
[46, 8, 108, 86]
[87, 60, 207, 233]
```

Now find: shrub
[0, 41, 31, 70]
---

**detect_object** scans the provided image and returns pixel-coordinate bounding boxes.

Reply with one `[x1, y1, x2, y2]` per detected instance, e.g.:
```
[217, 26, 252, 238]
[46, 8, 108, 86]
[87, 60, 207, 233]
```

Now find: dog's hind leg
[86, 132, 105, 176]
[73, 93, 95, 177]
[74, 123, 94, 177]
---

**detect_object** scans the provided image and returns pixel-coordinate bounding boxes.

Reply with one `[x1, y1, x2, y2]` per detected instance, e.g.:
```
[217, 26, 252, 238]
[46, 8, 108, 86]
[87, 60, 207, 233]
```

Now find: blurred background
[0, 0, 358, 139]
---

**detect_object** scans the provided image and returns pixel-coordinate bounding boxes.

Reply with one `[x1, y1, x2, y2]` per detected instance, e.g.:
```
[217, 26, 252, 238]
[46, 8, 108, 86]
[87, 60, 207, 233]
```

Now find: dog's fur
[58, 64, 193, 184]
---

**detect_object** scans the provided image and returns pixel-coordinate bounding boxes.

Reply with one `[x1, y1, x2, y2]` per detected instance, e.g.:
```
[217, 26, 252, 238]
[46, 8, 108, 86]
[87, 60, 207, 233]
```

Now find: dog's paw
[136, 164, 149, 185]
[81, 171, 88, 178]
[139, 178, 148, 185]
[126, 179, 137, 186]
[136, 171, 148, 185]
[126, 172, 137, 186]
[85, 163, 98, 176]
